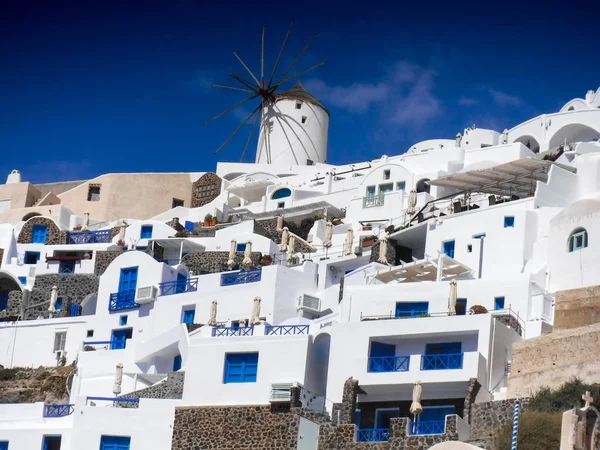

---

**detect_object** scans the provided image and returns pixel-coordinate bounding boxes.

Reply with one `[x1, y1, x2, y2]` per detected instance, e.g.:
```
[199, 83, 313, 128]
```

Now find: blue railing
[265, 325, 309, 336]
[368, 356, 410, 372]
[43, 404, 75, 417]
[220, 269, 261, 287]
[212, 326, 254, 337]
[357, 428, 390, 442]
[86, 396, 139, 406]
[59, 261, 76, 274]
[409, 420, 445, 435]
[109, 291, 139, 311]
[68, 229, 112, 244]
[421, 353, 463, 370]
[158, 277, 198, 296]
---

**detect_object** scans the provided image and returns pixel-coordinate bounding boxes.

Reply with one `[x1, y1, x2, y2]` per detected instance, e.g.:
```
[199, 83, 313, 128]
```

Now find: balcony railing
[43, 404, 75, 417]
[86, 396, 140, 408]
[357, 428, 390, 442]
[212, 326, 254, 337]
[368, 355, 410, 373]
[109, 290, 139, 312]
[83, 340, 126, 351]
[409, 420, 445, 435]
[59, 261, 76, 274]
[220, 269, 262, 287]
[421, 353, 463, 370]
[158, 277, 198, 296]
[265, 325, 310, 336]
[68, 230, 111, 244]
[362, 194, 385, 209]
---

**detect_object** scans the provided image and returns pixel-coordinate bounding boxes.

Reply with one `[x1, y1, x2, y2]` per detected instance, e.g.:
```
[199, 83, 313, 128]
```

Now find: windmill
[206, 23, 328, 165]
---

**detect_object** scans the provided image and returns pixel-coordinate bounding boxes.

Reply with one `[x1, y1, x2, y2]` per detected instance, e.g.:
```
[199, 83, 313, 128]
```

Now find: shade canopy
[48, 286, 58, 313]
[250, 297, 261, 325]
[377, 237, 389, 264]
[323, 221, 333, 248]
[227, 240, 236, 267]
[375, 255, 470, 284]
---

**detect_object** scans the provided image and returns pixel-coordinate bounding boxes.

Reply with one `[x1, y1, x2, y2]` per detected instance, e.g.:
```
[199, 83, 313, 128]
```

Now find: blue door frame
[100, 435, 131, 450]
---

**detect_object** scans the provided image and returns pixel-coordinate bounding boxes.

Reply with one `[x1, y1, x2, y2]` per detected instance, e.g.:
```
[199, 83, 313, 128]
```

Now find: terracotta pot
[210, 219, 217, 226]
[362, 239, 375, 248]
[203, 219, 210, 227]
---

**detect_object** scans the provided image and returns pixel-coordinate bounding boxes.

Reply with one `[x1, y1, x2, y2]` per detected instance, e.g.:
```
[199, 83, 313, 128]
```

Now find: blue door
[176, 272, 187, 293]
[182, 308, 195, 325]
[119, 268, 138, 293]
[42, 435, 62, 450]
[32, 225, 48, 244]
[111, 329, 132, 350]
[100, 436, 130, 450]
[70, 303, 79, 317]
[443, 240, 455, 258]
[173, 354, 182, 371]
[0, 441, 7, 450]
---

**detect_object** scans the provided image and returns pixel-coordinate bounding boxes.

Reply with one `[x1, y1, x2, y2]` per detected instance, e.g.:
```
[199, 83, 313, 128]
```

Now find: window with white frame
[569, 228, 588, 252]
[53, 332, 67, 352]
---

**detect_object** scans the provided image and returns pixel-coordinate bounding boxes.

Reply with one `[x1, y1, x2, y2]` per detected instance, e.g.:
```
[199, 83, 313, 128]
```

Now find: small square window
[295, 102, 302, 110]
[224, 352, 259, 383]
[18, 276, 27, 285]
[236, 243, 247, 252]
[24, 251, 40, 265]
[182, 308, 195, 325]
[504, 216, 515, 228]
[86, 330, 94, 338]
[172, 198, 184, 208]
[383, 169, 391, 180]
[87, 185, 101, 201]
[140, 225, 153, 239]
[301, 116, 307, 124]
[55, 298, 62, 312]
[120, 315, 128, 326]
[494, 296, 505, 310]
[396, 181, 406, 191]
[277, 202, 285, 209]
[366, 186, 376, 197]
[467, 244, 472, 253]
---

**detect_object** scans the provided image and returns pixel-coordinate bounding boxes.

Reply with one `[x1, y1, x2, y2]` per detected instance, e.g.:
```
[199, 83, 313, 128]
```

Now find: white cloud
[304, 60, 441, 126]
[488, 88, 522, 107]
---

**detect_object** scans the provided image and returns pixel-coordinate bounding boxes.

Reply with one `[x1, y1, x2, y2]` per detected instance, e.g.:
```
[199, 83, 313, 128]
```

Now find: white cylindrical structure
[344, 229, 354, 256]
[227, 240, 236, 268]
[410, 381, 423, 415]
[113, 363, 124, 395]
[449, 279, 458, 315]
[208, 301, 218, 326]
[48, 286, 58, 313]
[242, 241, 252, 267]
[256, 82, 329, 166]
[280, 227, 289, 252]
[250, 297, 261, 325]
[378, 237, 389, 264]
[287, 236, 296, 262]
[323, 221, 333, 248]
[82, 212, 90, 231]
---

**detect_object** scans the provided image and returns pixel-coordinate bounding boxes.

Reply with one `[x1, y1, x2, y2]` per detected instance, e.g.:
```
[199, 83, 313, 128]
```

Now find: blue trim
[395, 302, 429, 318]
[235, 243, 247, 252]
[264, 325, 309, 336]
[220, 269, 261, 286]
[173, 354, 182, 371]
[271, 188, 291, 200]
[473, 233, 486, 239]
[32, 224, 48, 244]
[119, 315, 128, 326]
[421, 353, 463, 370]
[68, 229, 111, 244]
[159, 277, 198, 296]
[504, 216, 515, 228]
[43, 404, 74, 417]
[357, 428, 389, 442]
[109, 291, 139, 311]
[140, 225, 153, 239]
[224, 352, 258, 383]
[213, 326, 254, 337]
[410, 420, 446, 435]
[0, 292, 8, 312]
[182, 308, 195, 325]
[368, 356, 409, 372]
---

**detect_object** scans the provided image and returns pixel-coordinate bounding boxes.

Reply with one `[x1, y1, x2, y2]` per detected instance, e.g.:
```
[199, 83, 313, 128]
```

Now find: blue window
[396, 302, 429, 318]
[32, 225, 48, 244]
[396, 181, 406, 191]
[140, 225, 153, 239]
[118, 267, 138, 293]
[494, 296, 505, 310]
[182, 308, 195, 325]
[271, 188, 291, 200]
[70, 303, 79, 317]
[59, 260, 76, 274]
[184, 221, 194, 232]
[173, 354, 182, 371]
[504, 216, 515, 228]
[443, 240, 455, 258]
[0, 441, 7, 450]
[569, 228, 588, 252]
[236, 243, 247, 252]
[0, 292, 8, 312]
[24, 251, 40, 265]
[18, 276, 27, 285]
[100, 435, 131, 450]
[119, 315, 128, 326]
[366, 186, 376, 196]
[110, 328, 133, 350]
[224, 353, 258, 383]
[55, 298, 62, 312]
[42, 435, 62, 450]
[456, 298, 467, 316]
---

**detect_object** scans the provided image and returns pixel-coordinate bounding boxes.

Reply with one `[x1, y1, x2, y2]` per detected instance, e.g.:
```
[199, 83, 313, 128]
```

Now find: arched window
[271, 188, 291, 200]
[416, 178, 431, 194]
[569, 228, 588, 252]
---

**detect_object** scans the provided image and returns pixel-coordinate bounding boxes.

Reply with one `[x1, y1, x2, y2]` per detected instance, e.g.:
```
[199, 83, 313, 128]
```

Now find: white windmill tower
[206, 23, 329, 166]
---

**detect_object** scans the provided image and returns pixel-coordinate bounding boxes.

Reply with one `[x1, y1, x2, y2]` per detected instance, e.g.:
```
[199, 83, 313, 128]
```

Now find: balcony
[368, 356, 410, 373]
[43, 404, 75, 417]
[421, 353, 463, 371]
[212, 326, 254, 337]
[265, 325, 309, 336]
[109, 290, 139, 312]
[357, 428, 389, 442]
[158, 277, 198, 296]
[68, 230, 111, 244]
[409, 420, 445, 435]
[220, 268, 262, 287]
[362, 194, 385, 209]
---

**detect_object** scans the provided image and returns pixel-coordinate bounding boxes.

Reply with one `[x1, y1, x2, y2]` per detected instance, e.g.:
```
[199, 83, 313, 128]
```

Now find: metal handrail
[43, 404, 75, 417]
[357, 428, 390, 442]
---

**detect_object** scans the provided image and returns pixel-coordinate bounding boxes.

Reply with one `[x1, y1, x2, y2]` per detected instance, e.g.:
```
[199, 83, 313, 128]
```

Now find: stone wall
[554, 285, 600, 330]
[191, 172, 221, 208]
[24, 273, 99, 320]
[17, 217, 67, 245]
[508, 322, 600, 397]
[369, 240, 397, 265]
[470, 398, 529, 442]
[0, 277, 23, 320]
[166, 218, 186, 233]
[0, 366, 72, 404]
[94, 250, 122, 276]
[0, 248, 4, 264]
[181, 251, 262, 275]
[463, 378, 482, 425]
[120, 372, 184, 400]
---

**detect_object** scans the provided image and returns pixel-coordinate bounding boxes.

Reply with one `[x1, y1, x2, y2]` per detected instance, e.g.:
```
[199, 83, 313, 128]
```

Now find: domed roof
[276, 82, 329, 115]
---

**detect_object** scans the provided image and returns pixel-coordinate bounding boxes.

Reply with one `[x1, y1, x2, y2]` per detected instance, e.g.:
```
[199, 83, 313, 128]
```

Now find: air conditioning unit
[135, 286, 157, 304]
[297, 294, 320, 313]
[270, 382, 295, 403]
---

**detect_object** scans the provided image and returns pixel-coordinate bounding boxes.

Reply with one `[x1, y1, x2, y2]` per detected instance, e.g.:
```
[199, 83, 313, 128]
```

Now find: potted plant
[116, 239, 125, 251]
[72, 225, 82, 231]
[469, 305, 489, 315]
[362, 235, 376, 248]
[203, 214, 213, 227]
[363, 223, 373, 231]
[260, 254, 273, 266]
[210, 216, 218, 226]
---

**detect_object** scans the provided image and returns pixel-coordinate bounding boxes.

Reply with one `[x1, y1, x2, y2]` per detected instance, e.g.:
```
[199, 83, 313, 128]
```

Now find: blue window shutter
[184, 221, 194, 232]
[100, 436, 131, 450]
[236, 243, 247, 252]
[32, 225, 48, 244]
[173, 354, 182, 371]
[443, 241, 455, 258]
[0, 292, 8, 312]
[494, 297, 505, 310]
[182, 309, 195, 324]
[504, 216, 515, 228]
[119, 268, 138, 293]
[0, 441, 8, 450]
[110, 329, 131, 350]
[224, 353, 258, 383]
[140, 225, 153, 239]
[55, 298, 62, 311]
[120, 315, 128, 326]
[70, 303, 79, 317]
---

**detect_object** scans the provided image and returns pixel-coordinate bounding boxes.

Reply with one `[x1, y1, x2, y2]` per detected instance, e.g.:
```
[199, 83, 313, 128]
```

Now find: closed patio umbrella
[48, 286, 58, 313]
[410, 380, 423, 415]
[82, 212, 90, 231]
[242, 241, 252, 267]
[208, 301, 218, 326]
[323, 221, 333, 248]
[287, 236, 296, 262]
[227, 239, 237, 268]
[377, 237, 389, 264]
[407, 190, 417, 214]
[344, 228, 354, 256]
[279, 227, 289, 252]
[448, 279, 457, 315]
[113, 363, 124, 395]
[118, 224, 126, 242]
[276, 215, 284, 232]
[250, 297, 261, 325]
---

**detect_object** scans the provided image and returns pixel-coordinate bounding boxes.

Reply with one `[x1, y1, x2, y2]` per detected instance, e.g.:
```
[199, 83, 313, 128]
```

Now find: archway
[416, 178, 431, 194]
[513, 135, 541, 153]
[306, 333, 331, 397]
[0, 270, 23, 319]
[549, 124, 600, 150]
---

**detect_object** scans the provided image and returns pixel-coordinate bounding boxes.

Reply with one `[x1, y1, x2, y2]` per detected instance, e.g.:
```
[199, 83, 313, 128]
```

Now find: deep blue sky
[1, 0, 598, 183]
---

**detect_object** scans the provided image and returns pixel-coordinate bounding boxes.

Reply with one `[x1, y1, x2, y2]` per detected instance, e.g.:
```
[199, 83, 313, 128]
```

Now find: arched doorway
[416, 178, 431, 194]
[307, 333, 331, 397]
[549, 124, 600, 150]
[513, 135, 541, 153]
